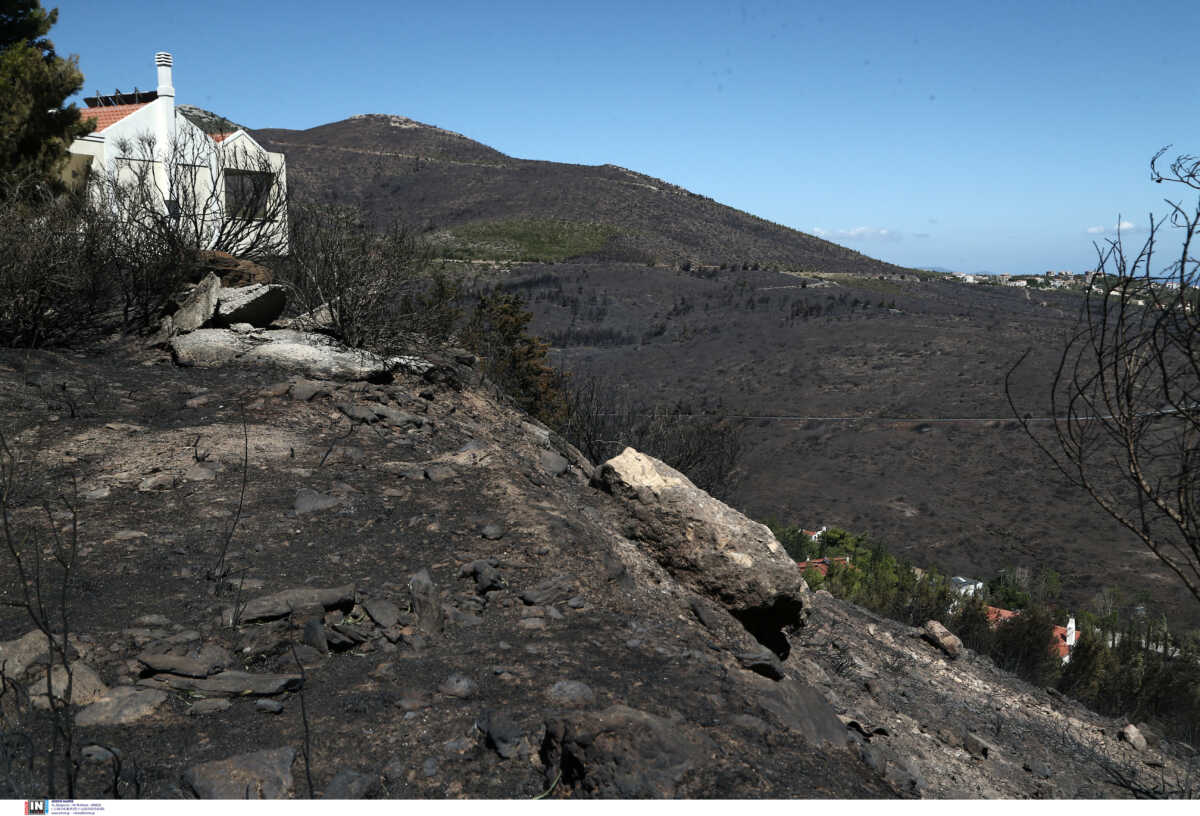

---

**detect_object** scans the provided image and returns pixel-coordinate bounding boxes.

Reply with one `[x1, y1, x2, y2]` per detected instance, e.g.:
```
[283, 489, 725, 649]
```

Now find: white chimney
[1066, 615, 1076, 648]
[155, 52, 174, 97]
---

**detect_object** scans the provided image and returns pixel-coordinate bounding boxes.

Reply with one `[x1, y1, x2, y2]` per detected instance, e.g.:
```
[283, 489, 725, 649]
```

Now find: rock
[1024, 758, 1054, 779]
[541, 704, 716, 797]
[294, 488, 340, 515]
[169, 328, 248, 366]
[302, 618, 328, 653]
[229, 584, 356, 625]
[138, 472, 174, 492]
[752, 676, 850, 747]
[75, 686, 167, 726]
[519, 575, 576, 606]
[137, 653, 219, 678]
[213, 284, 287, 328]
[422, 758, 438, 777]
[362, 599, 401, 629]
[135, 613, 172, 627]
[688, 597, 724, 631]
[592, 448, 809, 656]
[169, 272, 222, 334]
[188, 698, 232, 716]
[479, 523, 506, 540]
[138, 670, 302, 696]
[1135, 722, 1161, 749]
[539, 450, 569, 476]
[29, 663, 108, 709]
[1120, 723, 1147, 752]
[337, 402, 379, 424]
[291, 379, 330, 401]
[193, 250, 274, 287]
[170, 328, 399, 381]
[183, 462, 218, 482]
[183, 747, 296, 799]
[922, 620, 963, 659]
[477, 710, 524, 759]
[290, 643, 325, 669]
[395, 691, 432, 712]
[546, 680, 595, 708]
[374, 405, 423, 428]
[409, 569, 443, 635]
[458, 559, 503, 595]
[736, 648, 786, 680]
[0, 630, 50, 679]
[324, 769, 379, 799]
[256, 699, 284, 714]
[965, 732, 997, 760]
[438, 673, 476, 699]
[423, 464, 456, 482]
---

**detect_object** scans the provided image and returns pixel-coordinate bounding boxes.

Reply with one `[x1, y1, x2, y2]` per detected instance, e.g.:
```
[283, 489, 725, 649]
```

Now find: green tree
[0, 1, 92, 191]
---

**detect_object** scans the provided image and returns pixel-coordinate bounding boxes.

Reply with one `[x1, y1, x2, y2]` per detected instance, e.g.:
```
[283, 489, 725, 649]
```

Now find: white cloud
[835, 226, 903, 242]
[812, 227, 828, 237]
[1086, 220, 1147, 236]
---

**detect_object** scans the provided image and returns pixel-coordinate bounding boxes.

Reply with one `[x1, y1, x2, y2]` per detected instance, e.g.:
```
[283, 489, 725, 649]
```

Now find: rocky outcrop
[169, 329, 398, 380]
[213, 284, 287, 328]
[592, 447, 810, 656]
[922, 620, 963, 659]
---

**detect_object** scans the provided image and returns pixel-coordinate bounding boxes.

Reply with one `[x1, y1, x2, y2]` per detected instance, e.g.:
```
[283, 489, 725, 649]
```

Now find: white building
[63, 52, 287, 257]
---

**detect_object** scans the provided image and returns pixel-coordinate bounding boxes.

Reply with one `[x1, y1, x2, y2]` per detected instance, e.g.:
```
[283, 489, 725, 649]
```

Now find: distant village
[943, 268, 1184, 293]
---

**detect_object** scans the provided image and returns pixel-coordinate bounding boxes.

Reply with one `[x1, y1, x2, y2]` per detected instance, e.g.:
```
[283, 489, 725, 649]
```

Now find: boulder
[169, 272, 222, 334]
[1120, 723, 1147, 752]
[0, 630, 50, 679]
[592, 448, 810, 654]
[922, 620, 963, 659]
[138, 670, 302, 696]
[183, 747, 296, 799]
[193, 250, 273, 287]
[169, 328, 404, 381]
[28, 663, 108, 709]
[75, 686, 167, 726]
[227, 584, 356, 625]
[965, 731, 997, 760]
[541, 704, 716, 798]
[213, 284, 287, 328]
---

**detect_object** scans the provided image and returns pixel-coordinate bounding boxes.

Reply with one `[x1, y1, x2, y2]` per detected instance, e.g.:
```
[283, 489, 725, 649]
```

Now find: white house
[63, 52, 287, 257]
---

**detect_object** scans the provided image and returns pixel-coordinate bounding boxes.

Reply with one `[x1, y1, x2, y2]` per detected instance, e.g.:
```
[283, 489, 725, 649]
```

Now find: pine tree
[0, 1, 91, 192]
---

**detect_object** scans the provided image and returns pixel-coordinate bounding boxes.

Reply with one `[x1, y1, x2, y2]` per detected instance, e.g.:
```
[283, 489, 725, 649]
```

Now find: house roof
[79, 102, 150, 133]
[209, 132, 234, 143]
[796, 556, 852, 577]
[985, 606, 1019, 624]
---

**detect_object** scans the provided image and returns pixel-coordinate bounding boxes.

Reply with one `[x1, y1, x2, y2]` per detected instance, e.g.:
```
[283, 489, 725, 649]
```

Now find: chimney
[155, 52, 174, 98]
[1066, 615, 1076, 648]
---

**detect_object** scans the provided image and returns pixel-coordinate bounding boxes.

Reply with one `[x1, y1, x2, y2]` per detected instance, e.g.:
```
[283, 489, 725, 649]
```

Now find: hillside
[243, 111, 1200, 630]
[0, 340, 1191, 799]
[251, 114, 915, 273]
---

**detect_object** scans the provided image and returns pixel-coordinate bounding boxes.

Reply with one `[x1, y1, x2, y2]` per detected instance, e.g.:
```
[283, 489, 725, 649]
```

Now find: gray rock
[169, 329, 248, 367]
[737, 648, 786, 680]
[75, 686, 167, 726]
[138, 670, 302, 696]
[324, 769, 378, 799]
[256, 699, 284, 714]
[0, 630, 50, 679]
[295, 488, 340, 515]
[423, 464, 456, 482]
[409, 569, 443, 635]
[422, 758, 438, 778]
[965, 732, 997, 760]
[922, 620, 963, 659]
[137, 652, 218, 678]
[458, 559, 503, 594]
[29, 663, 108, 709]
[291, 380, 329, 401]
[1024, 758, 1054, 779]
[171, 273, 222, 334]
[752, 676, 850, 748]
[188, 698, 232, 716]
[546, 680, 595, 708]
[438, 673, 476, 699]
[477, 710, 524, 759]
[1120, 723, 1147, 751]
[363, 599, 401, 629]
[374, 405, 423, 428]
[520, 575, 576, 606]
[592, 448, 810, 645]
[337, 402, 378, 424]
[137, 472, 174, 491]
[542, 704, 716, 797]
[539, 450, 569, 475]
[183, 747, 296, 799]
[302, 619, 328, 653]
[479, 523, 506, 540]
[228, 584, 355, 625]
[213, 284, 287, 328]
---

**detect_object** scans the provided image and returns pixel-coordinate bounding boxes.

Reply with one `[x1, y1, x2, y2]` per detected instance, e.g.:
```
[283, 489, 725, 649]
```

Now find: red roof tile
[209, 131, 234, 143]
[79, 102, 150, 133]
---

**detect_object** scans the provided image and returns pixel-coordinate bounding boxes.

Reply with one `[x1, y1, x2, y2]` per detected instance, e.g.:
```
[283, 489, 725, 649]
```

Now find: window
[224, 169, 274, 219]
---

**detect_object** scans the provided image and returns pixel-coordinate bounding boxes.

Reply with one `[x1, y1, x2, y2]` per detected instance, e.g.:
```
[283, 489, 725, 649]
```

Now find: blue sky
[50, 0, 1200, 275]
